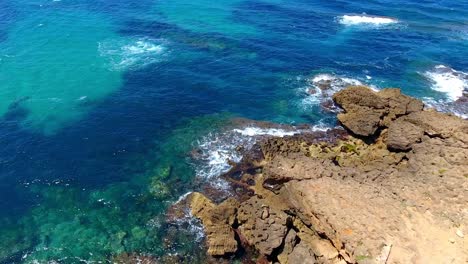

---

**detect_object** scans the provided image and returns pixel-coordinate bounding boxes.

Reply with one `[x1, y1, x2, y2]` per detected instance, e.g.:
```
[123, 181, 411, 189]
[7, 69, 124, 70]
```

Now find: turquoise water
[0, 0, 467, 262]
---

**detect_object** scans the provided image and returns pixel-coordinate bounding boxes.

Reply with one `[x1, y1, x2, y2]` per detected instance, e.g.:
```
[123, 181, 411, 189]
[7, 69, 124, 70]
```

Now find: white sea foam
[339, 15, 399, 26]
[424, 65, 467, 101]
[193, 125, 328, 191]
[300, 73, 374, 111]
[171, 208, 205, 242]
[169, 192, 205, 242]
[175, 124, 332, 240]
[98, 37, 168, 71]
[174, 192, 193, 204]
[194, 131, 248, 190]
[233, 127, 298, 137]
[123, 40, 165, 55]
[423, 97, 467, 119]
[311, 122, 332, 132]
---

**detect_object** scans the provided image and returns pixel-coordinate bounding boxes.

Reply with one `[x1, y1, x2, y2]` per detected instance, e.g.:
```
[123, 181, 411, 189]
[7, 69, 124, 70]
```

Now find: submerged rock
[111, 253, 158, 264]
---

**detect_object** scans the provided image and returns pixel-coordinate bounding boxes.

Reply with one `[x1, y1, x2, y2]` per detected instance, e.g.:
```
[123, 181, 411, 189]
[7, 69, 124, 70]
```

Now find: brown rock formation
[237, 196, 290, 256]
[189, 192, 239, 256]
[333, 86, 423, 136]
[185, 86, 468, 263]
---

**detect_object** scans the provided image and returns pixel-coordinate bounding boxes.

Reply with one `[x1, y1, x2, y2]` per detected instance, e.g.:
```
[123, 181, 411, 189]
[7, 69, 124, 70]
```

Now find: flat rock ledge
[185, 86, 468, 264]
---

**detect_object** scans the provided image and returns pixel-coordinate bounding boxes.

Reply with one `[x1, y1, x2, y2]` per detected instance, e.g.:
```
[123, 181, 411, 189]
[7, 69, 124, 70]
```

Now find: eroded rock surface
[333, 86, 423, 136]
[189, 193, 239, 256]
[184, 86, 467, 263]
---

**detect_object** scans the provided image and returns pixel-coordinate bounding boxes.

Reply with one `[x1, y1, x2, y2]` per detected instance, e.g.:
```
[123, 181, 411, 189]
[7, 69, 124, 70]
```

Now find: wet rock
[111, 253, 158, 264]
[190, 148, 204, 160]
[149, 179, 170, 199]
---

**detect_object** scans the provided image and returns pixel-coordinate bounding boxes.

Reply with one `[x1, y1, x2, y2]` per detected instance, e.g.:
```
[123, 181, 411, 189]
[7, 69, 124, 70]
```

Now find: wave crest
[300, 73, 374, 112]
[423, 97, 467, 119]
[338, 15, 399, 26]
[424, 65, 467, 101]
[98, 37, 168, 71]
[191, 124, 327, 193]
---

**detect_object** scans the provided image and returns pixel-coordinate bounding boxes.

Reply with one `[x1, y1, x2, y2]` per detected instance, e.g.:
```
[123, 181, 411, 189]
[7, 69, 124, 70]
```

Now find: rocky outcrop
[189, 192, 239, 256]
[237, 196, 290, 256]
[333, 86, 423, 137]
[386, 110, 466, 150]
[183, 86, 467, 263]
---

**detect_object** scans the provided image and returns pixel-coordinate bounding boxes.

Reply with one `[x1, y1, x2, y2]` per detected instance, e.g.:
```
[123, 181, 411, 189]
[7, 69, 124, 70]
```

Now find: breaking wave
[98, 37, 168, 71]
[191, 125, 326, 191]
[338, 15, 399, 26]
[233, 127, 299, 137]
[423, 97, 467, 119]
[423, 65, 467, 101]
[300, 73, 376, 112]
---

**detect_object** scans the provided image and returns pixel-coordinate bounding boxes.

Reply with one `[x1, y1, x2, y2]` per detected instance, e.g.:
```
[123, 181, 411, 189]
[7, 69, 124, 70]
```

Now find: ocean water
[0, 0, 467, 262]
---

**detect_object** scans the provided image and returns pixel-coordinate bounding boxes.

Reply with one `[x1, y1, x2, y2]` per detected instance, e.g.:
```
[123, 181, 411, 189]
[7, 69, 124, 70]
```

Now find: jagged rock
[400, 110, 467, 139]
[337, 109, 383, 137]
[189, 193, 239, 256]
[237, 196, 289, 256]
[187, 87, 467, 263]
[386, 110, 468, 150]
[309, 239, 339, 260]
[277, 229, 298, 264]
[386, 119, 424, 150]
[333, 86, 386, 112]
[333, 86, 385, 136]
[204, 225, 238, 256]
[377, 88, 423, 126]
[287, 243, 316, 264]
[333, 86, 424, 137]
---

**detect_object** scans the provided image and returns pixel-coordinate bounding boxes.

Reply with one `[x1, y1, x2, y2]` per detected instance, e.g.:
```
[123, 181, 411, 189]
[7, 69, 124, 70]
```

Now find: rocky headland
[179, 86, 467, 263]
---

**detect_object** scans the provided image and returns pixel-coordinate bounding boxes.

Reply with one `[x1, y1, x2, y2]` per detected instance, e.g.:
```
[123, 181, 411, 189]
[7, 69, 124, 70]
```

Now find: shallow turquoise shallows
[0, 0, 466, 263]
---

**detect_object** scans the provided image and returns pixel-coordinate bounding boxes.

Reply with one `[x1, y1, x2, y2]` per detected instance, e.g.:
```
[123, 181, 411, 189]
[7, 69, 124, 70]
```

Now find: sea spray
[424, 65, 467, 101]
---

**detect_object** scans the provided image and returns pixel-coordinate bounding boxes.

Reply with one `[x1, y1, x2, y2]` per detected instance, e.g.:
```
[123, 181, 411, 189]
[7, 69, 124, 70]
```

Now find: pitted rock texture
[237, 196, 289, 256]
[189, 193, 239, 256]
[333, 86, 423, 136]
[185, 86, 467, 264]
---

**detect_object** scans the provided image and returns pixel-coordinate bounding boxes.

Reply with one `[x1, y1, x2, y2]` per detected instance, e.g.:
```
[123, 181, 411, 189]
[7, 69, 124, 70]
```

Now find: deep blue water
[0, 0, 467, 262]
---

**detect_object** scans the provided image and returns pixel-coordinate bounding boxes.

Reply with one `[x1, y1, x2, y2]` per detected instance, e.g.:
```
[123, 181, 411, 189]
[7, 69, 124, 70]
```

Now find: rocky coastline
[177, 86, 467, 264]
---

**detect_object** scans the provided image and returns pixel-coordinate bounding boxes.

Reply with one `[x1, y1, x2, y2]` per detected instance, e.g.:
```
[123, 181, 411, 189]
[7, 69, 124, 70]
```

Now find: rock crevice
[184, 86, 467, 263]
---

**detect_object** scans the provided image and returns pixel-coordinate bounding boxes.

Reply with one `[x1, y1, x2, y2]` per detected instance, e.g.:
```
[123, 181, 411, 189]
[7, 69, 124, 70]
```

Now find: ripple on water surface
[156, 0, 257, 36]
